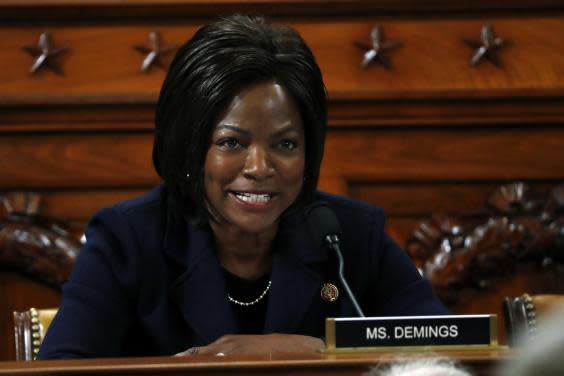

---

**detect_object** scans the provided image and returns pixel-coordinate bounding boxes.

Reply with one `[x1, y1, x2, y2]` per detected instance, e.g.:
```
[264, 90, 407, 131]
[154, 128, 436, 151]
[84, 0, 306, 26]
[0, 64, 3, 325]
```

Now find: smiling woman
[205, 82, 305, 238]
[37, 14, 447, 359]
[205, 82, 306, 280]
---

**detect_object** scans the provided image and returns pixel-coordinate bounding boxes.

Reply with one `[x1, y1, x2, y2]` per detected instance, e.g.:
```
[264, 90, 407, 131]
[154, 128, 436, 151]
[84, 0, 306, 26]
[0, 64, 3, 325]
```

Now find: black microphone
[305, 201, 365, 317]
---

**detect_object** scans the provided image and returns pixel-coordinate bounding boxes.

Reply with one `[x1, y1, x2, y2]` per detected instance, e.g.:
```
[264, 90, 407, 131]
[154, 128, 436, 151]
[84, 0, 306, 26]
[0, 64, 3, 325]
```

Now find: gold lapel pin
[321, 283, 339, 302]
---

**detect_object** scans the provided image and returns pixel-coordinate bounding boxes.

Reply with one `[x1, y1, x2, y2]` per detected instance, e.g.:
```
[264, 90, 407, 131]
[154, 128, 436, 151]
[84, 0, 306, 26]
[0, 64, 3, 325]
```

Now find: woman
[39, 15, 447, 359]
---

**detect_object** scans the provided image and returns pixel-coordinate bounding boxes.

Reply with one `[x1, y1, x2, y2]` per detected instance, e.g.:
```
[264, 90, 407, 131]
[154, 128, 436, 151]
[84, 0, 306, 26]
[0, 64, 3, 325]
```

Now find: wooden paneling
[1, 0, 563, 21]
[38, 189, 149, 221]
[0, 127, 560, 188]
[303, 18, 564, 98]
[0, 105, 155, 127]
[0, 133, 157, 188]
[322, 127, 564, 181]
[3, 98, 564, 131]
[0, 27, 196, 102]
[329, 97, 564, 126]
[348, 182, 555, 216]
[1, 18, 563, 103]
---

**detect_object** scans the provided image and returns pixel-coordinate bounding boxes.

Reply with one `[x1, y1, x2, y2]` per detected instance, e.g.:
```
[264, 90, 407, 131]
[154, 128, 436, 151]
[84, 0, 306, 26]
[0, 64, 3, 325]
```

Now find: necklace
[227, 280, 272, 307]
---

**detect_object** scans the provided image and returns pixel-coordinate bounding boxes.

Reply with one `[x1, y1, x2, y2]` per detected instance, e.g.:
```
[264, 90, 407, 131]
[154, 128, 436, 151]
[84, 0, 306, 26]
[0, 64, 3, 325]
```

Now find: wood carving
[0, 192, 81, 288]
[463, 23, 509, 67]
[22, 31, 69, 75]
[354, 25, 402, 69]
[133, 30, 178, 72]
[407, 183, 564, 304]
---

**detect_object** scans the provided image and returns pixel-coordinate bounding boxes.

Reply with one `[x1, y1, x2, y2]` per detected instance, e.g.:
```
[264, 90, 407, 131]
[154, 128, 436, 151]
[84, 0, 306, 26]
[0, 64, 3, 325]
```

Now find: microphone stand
[325, 234, 365, 318]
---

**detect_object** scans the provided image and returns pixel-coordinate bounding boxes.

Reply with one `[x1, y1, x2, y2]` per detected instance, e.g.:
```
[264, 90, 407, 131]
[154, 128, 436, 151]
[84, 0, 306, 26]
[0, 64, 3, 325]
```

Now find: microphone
[305, 201, 365, 317]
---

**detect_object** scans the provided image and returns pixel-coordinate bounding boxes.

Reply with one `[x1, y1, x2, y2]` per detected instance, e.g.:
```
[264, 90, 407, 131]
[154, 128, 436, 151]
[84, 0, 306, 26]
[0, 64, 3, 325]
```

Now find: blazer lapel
[162, 208, 331, 340]
[263, 223, 328, 334]
[165, 219, 238, 345]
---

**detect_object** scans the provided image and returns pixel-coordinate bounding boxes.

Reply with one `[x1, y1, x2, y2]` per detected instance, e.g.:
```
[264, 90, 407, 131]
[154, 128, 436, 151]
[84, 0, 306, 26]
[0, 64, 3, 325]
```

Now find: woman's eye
[279, 140, 297, 150]
[217, 138, 241, 149]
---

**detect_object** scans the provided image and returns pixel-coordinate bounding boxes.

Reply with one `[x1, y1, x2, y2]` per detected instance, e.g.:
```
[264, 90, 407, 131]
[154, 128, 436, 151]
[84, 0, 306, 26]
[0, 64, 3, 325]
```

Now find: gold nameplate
[324, 314, 499, 353]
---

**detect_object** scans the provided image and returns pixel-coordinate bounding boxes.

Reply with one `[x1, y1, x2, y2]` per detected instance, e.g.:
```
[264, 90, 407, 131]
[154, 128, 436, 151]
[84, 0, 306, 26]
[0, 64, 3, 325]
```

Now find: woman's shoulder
[84, 185, 170, 251]
[312, 191, 387, 242]
[109, 185, 166, 216]
[91, 185, 167, 225]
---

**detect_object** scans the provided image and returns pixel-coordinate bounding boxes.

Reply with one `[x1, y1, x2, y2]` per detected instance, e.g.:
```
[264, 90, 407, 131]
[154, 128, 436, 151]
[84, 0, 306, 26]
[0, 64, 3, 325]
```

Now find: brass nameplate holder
[324, 314, 498, 353]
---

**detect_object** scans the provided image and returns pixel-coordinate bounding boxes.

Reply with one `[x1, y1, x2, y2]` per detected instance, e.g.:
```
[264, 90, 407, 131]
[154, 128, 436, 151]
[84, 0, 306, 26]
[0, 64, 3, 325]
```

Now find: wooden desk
[0, 349, 510, 376]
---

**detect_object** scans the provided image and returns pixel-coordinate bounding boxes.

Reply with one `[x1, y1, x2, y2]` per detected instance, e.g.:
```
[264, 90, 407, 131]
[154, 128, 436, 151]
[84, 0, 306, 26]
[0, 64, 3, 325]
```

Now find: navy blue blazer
[39, 186, 447, 359]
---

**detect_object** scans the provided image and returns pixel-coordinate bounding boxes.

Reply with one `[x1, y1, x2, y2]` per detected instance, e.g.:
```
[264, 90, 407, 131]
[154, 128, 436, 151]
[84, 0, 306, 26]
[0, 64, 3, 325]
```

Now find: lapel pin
[321, 283, 339, 302]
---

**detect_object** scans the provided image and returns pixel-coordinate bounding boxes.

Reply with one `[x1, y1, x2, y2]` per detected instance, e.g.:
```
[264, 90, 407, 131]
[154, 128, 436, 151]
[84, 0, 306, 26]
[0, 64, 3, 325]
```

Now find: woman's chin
[237, 223, 277, 236]
[227, 216, 279, 236]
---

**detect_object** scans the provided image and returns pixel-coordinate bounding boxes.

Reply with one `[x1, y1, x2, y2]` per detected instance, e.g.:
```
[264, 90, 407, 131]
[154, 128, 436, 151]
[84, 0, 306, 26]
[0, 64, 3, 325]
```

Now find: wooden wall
[0, 0, 563, 359]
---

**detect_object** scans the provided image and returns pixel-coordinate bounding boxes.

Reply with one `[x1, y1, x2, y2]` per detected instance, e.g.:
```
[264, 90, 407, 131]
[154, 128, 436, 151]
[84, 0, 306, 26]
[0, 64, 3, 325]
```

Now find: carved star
[355, 25, 402, 69]
[463, 23, 509, 68]
[133, 31, 177, 72]
[22, 32, 69, 75]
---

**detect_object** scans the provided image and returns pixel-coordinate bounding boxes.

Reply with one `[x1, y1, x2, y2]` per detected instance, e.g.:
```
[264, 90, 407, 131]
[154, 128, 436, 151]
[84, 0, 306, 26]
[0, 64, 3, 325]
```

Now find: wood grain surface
[0, 348, 511, 375]
[1, 0, 563, 21]
[0, 127, 561, 189]
[322, 128, 564, 181]
[1, 18, 563, 103]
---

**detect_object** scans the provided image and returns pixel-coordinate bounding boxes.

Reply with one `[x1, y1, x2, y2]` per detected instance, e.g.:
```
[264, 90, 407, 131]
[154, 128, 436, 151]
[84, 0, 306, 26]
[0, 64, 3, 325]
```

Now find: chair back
[13, 308, 58, 360]
[0, 191, 79, 360]
[503, 293, 564, 346]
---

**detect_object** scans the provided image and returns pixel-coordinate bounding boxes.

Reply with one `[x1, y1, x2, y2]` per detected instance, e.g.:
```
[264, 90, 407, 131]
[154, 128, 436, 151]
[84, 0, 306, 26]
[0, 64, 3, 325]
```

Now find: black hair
[153, 14, 327, 223]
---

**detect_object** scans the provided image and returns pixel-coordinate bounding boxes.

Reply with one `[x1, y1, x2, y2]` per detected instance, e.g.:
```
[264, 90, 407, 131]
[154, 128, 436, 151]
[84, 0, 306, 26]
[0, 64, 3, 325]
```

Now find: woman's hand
[175, 334, 324, 356]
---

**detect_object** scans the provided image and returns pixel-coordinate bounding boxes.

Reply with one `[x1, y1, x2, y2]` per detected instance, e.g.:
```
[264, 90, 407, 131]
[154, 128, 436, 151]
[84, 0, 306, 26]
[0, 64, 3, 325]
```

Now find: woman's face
[204, 81, 305, 235]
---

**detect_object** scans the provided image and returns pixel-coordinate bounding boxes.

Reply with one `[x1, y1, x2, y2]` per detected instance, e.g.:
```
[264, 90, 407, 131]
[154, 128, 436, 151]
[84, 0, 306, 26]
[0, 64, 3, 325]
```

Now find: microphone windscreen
[304, 201, 342, 249]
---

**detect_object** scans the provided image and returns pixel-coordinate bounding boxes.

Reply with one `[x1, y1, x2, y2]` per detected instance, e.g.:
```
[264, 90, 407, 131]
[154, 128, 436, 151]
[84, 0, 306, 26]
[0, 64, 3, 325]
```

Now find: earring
[186, 172, 190, 179]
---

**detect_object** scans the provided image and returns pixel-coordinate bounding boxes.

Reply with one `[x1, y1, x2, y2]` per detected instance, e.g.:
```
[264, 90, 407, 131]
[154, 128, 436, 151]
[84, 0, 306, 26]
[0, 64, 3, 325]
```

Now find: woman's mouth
[229, 191, 277, 208]
[232, 191, 273, 204]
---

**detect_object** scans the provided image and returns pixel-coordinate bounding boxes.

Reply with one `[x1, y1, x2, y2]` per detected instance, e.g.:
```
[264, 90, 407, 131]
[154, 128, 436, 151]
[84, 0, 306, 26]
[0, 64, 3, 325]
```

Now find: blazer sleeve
[363, 207, 449, 316]
[38, 206, 141, 359]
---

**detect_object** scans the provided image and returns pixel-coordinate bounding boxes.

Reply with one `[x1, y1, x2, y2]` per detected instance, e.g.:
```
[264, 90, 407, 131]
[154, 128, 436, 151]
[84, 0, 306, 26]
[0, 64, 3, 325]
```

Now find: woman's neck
[209, 221, 276, 280]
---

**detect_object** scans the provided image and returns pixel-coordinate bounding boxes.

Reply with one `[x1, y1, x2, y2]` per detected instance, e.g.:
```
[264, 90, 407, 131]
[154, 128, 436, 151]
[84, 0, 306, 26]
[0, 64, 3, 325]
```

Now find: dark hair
[153, 14, 327, 223]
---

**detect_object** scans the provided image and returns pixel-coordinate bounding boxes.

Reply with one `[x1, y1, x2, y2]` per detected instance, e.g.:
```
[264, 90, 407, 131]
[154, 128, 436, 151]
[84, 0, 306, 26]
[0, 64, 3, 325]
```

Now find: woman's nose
[243, 145, 275, 180]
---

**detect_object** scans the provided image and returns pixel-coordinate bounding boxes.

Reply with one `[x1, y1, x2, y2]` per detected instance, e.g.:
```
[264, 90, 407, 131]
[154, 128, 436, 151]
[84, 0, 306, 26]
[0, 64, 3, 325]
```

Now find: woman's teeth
[234, 192, 272, 203]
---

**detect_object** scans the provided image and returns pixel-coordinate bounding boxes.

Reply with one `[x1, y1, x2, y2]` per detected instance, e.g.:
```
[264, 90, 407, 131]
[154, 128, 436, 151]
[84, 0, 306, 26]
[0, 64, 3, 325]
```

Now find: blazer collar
[263, 245, 323, 333]
[163, 210, 330, 343]
[166, 221, 238, 345]
[162, 204, 329, 267]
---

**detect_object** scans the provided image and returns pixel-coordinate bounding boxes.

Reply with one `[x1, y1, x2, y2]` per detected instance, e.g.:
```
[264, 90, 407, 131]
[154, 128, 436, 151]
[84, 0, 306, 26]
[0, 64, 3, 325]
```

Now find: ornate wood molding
[22, 32, 69, 75]
[354, 25, 402, 69]
[0, 192, 81, 287]
[133, 30, 178, 72]
[1, 1, 563, 21]
[463, 23, 509, 67]
[407, 183, 564, 305]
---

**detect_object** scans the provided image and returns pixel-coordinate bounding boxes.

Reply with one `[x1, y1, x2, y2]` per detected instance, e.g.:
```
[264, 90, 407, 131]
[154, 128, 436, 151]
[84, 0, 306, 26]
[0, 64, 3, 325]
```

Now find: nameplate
[324, 315, 498, 352]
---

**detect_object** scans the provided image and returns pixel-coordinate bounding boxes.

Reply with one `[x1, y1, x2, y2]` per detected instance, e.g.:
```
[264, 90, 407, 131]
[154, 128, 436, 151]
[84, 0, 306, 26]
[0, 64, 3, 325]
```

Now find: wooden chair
[503, 293, 564, 346]
[13, 308, 58, 360]
[407, 183, 564, 345]
[0, 192, 80, 360]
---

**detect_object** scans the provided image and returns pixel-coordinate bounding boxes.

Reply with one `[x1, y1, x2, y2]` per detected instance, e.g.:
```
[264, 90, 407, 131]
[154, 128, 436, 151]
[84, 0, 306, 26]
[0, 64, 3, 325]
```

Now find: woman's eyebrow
[215, 124, 250, 136]
[272, 124, 301, 138]
[215, 124, 300, 138]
